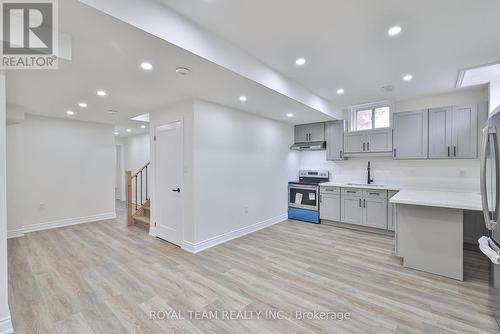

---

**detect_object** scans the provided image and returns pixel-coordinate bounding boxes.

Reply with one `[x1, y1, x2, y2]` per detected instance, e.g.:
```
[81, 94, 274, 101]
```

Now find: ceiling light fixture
[97, 90, 107, 97]
[114, 132, 119, 135]
[78, 102, 87, 108]
[175, 67, 191, 75]
[337, 88, 345, 95]
[66, 110, 74, 116]
[141, 125, 146, 129]
[126, 128, 132, 133]
[239, 96, 247, 102]
[388, 26, 402, 36]
[403, 74, 413, 81]
[295, 58, 306, 66]
[140, 62, 153, 71]
[286, 113, 294, 118]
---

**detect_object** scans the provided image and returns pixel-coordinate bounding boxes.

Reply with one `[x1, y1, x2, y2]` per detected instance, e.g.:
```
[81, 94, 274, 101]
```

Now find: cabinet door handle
[367, 142, 370, 151]
[340, 150, 343, 159]
[359, 199, 362, 207]
[393, 148, 397, 158]
[346, 190, 356, 193]
[448, 146, 450, 157]
[454, 146, 457, 157]
[369, 192, 379, 195]
[363, 142, 366, 151]
[363, 199, 366, 208]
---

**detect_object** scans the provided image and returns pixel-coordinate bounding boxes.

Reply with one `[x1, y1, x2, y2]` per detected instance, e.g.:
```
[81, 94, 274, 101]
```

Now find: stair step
[133, 215, 150, 227]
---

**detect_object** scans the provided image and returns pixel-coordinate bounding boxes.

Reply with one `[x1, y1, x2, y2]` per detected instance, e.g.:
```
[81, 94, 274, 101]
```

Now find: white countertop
[319, 182, 401, 191]
[389, 189, 482, 211]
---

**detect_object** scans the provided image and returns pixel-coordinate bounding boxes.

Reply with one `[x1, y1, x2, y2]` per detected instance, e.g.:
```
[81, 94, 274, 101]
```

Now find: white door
[155, 121, 183, 246]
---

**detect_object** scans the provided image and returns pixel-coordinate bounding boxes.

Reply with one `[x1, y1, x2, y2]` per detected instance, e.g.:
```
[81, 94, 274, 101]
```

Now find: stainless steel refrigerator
[479, 109, 500, 328]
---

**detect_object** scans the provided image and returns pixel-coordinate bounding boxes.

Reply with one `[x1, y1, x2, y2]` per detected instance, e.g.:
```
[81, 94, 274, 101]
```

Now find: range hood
[290, 141, 326, 151]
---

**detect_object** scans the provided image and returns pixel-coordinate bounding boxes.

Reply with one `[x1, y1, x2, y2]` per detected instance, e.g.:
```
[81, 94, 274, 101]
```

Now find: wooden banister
[125, 162, 150, 226]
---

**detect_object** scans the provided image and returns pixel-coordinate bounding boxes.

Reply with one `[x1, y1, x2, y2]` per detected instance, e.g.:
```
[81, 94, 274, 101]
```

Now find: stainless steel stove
[288, 170, 329, 224]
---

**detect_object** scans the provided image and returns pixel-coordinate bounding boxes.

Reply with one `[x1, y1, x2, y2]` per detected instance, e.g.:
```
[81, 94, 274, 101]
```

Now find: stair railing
[125, 162, 150, 226]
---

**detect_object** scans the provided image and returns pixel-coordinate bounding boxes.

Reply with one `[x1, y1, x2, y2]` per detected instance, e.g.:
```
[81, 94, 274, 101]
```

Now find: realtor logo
[1, 0, 58, 69]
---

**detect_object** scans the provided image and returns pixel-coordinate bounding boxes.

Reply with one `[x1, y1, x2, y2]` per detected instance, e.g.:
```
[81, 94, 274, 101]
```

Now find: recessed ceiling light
[403, 74, 413, 81]
[140, 62, 153, 71]
[114, 132, 119, 135]
[239, 96, 247, 102]
[388, 26, 402, 36]
[126, 128, 132, 133]
[97, 90, 107, 97]
[286, 113, 294, 118]
[141, 125, 146, 129]
[78, 102, 87, 108]
[66, 110, 74, 116]
[295, 58, 306, 66]
[337, 88, 345, 95]
[175, 67, 191, 75]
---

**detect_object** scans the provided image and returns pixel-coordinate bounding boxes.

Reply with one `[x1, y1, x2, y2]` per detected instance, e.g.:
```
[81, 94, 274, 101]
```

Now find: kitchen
[288, 83, 500, 288]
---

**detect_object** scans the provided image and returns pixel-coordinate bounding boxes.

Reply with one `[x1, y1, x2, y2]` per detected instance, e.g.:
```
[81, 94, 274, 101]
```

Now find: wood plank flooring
[8, 204, 500, 333]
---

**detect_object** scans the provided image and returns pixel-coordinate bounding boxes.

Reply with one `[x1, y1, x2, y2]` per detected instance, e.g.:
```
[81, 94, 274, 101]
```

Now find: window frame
[351, 103, 392, 131]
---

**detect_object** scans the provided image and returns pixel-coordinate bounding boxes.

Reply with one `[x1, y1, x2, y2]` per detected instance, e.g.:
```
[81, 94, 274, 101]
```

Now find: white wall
[123, 133, 150, 172]
[192, 101, 299, 243]
[301, 87, 488, 193]
[115, 133, 151, 203]
[6, 115, 116, 237]
[0, 75, 13, 333]
[490, 77, 500, 114]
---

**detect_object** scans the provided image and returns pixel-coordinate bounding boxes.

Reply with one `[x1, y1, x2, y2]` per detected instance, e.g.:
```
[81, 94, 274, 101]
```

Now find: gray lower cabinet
[341, 195, 363, 225]
[326, 121, 346, 161]
[387, 190, 399, 231]
[393, 110, 428, 159]
[320, 187, 341, 221]
[339, 188, 389, 229]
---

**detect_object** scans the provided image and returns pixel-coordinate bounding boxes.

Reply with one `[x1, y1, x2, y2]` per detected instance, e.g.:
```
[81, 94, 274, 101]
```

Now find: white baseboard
[182, 213, 287, 254]
[0, 315, 13, 334]
[7, 212, 116, 239]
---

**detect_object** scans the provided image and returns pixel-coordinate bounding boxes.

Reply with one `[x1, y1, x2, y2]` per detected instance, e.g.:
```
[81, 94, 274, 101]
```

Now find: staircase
[133, 199, 150, 229]
[125, 162, 150, 228]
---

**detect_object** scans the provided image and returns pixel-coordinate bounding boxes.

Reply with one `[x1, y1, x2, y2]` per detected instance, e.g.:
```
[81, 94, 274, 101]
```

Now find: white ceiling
[6, 0, 332, 137]
[159, 0, 500, 108]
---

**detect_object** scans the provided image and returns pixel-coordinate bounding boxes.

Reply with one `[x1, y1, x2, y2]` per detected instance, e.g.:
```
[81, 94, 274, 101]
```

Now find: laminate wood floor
[8, 204, 500, 333]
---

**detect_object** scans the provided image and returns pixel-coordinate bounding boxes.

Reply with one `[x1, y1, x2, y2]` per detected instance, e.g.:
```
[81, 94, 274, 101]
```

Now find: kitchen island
[390, 190, 482, 281]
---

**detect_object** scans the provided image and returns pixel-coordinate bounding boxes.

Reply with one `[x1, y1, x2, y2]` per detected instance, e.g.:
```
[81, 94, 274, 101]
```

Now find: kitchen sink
[346, 183, 387, 187]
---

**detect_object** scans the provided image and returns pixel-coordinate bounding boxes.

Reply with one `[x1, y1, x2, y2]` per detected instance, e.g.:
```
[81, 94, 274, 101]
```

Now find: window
[353, 106, 390, 130]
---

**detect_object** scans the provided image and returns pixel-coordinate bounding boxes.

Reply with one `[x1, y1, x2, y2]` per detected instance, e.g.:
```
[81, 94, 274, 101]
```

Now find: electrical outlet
[39, 203, 45, 211]
[244, 206, 249, 214]
[459, 170, 466, 177]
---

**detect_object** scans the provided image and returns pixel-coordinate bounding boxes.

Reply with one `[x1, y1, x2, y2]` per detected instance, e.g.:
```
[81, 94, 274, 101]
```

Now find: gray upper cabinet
[344, 128, 392, 154]
[452, 105, 478, 159]
[427, 105, 478, 159]
[326, 121, 346, 160]
[429, 107, 453, 158]
[366, 128, 392, 152]
[393, 110, 428, 159]
[295, 123, 325, 143]
[344, 131, 366, 153]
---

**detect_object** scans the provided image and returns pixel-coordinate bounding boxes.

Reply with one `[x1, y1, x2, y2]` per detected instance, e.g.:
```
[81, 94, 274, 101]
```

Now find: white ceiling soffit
[77, 0, 342, 120]
[457, 63, 500, 88]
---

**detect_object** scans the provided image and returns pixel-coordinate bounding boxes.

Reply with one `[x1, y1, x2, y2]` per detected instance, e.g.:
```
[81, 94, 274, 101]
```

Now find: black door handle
[172, 188, 181, 193]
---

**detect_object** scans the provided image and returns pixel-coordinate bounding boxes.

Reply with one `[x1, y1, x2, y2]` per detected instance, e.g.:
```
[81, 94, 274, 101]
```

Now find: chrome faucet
[367, 161, 374, 184]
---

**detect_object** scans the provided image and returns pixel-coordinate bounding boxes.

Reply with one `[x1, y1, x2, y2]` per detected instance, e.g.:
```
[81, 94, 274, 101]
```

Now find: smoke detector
[175, 67, 191, 75]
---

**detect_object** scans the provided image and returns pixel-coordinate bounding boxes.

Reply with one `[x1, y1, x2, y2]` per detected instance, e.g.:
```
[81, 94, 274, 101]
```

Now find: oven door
[288, 184, 318, 210]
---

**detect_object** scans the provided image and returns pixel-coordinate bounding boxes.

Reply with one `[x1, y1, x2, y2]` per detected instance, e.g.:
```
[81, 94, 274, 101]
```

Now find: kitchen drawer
[341, 188, 363, 196]
[363, 189, 388, 199]
[320, 186, 340, 195]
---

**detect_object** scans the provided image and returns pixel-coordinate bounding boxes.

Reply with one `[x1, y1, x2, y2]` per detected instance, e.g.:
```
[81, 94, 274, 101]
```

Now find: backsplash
[299, 151, 480, 192]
